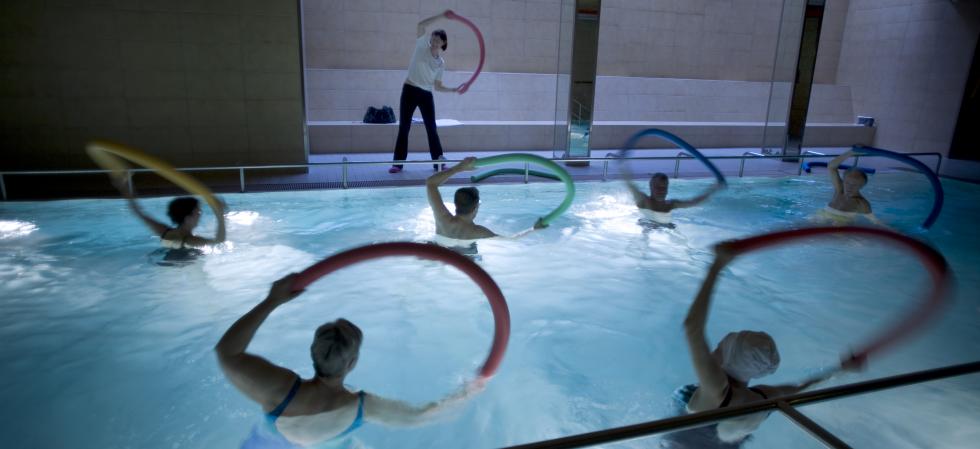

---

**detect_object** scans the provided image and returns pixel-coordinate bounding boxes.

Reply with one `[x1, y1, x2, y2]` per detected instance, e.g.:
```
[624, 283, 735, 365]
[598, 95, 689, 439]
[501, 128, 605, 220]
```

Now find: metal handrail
[739, 151, 765, 177]
[503, 360, 980, 449]
[0, 152, 944, 200]
[799, 149, 828, 175]
[673, 151, 693, 178]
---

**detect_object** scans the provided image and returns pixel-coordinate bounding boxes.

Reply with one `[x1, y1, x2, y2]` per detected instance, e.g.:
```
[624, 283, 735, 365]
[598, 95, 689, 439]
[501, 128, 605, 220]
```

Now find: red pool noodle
[445, 11, 485, 94]
[720, 226, 950, 362]
[294, 242, 510, 379]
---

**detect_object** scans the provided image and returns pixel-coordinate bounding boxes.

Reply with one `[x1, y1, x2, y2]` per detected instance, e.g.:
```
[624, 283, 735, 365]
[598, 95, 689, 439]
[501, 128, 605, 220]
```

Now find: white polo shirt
[406, 36, 445, 92]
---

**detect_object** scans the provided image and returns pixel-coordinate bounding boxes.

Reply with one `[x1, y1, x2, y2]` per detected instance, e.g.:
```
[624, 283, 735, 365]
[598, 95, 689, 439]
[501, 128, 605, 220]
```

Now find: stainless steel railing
[503, 360, 980, 449]
[739, 151, 765, 177]
[0, 152, 944, 201]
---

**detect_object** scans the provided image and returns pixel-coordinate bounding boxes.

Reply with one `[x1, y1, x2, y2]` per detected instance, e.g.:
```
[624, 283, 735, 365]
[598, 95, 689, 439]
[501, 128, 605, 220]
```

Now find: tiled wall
[303, 0, 574, 74]
[305, 69, 565, 121]
[594, 77, 853, 123]
[597, 0, 848, 84]
[0, 0, 305, 170]
[302, 0, 846, 84]
[836, 0, 980, 156]
[305, 70, 854, 123]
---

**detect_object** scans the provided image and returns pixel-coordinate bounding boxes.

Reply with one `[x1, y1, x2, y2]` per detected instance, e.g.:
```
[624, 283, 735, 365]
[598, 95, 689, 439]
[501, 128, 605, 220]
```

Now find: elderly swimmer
[216, 274, 482, 448]
[625, 172, 723, 226]
[663, 244, 862, 448]
[426, 157, 545, 241]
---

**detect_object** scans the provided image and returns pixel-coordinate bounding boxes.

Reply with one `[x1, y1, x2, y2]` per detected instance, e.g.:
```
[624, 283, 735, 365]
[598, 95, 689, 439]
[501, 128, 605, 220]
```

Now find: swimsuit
[660, 379, 769, 449]
[241, 377, 365, 448]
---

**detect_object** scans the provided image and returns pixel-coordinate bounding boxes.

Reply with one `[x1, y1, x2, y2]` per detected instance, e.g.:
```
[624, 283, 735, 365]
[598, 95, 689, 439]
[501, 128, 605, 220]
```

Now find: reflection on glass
[565, 0, 601, 160]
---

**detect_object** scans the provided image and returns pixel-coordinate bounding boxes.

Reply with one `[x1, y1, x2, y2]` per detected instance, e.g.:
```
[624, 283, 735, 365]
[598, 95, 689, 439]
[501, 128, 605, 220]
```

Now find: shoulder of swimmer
[828, 198, 871, 215]
[162, 229, 211, 248]
[277, 384, 361, 417]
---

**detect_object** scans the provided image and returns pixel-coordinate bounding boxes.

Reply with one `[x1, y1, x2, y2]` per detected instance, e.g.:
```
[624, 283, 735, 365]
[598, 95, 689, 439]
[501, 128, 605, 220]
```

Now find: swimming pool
[1, 173, 978, 448]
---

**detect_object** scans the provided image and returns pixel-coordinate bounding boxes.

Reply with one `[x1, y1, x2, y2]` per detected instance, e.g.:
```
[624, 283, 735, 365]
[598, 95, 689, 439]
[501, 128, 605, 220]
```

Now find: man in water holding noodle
[626, 173, 724, 226]
[826, 150, 872, 214]
[426, 157, 497, 240]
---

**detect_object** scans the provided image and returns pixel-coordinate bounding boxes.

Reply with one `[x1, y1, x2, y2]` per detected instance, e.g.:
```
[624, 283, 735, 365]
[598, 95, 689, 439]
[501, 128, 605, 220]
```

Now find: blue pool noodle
[852, 145, 944, 229]
[620, 128, 727, 186]
[803, 161, 876, 174]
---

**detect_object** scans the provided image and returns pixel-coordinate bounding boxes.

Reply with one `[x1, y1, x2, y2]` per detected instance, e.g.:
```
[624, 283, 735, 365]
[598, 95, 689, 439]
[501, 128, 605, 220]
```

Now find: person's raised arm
[683, 246, 736, 410]
[184, 200, 226, 247]
[620, 165, 649, 207]
[427, 157, 476, 222]
[625, 180, 649, 207]
[113, 175, 170, 237]
[670, 182, 724, 210]
[418, 10, 450, 37]
[364, 380, 483, 427]
[827, 150, 855, 195]
[215, 274, 304, 411]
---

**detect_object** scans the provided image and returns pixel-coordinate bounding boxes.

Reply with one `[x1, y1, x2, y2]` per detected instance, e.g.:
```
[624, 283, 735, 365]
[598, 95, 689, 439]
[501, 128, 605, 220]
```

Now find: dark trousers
[392, 83, 443, 168]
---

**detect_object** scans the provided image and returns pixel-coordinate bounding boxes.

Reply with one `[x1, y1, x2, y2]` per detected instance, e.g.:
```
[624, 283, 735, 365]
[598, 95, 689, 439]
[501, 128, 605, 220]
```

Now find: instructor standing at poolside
[389, 10, 464, 174]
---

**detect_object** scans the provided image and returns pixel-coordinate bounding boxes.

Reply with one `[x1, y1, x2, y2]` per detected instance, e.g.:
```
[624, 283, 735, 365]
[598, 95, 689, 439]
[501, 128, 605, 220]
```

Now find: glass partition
[300, 0, 567, 165]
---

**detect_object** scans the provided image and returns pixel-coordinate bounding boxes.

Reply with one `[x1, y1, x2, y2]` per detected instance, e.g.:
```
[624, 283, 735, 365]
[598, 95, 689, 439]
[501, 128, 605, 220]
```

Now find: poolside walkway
[235, 145, 944, 192]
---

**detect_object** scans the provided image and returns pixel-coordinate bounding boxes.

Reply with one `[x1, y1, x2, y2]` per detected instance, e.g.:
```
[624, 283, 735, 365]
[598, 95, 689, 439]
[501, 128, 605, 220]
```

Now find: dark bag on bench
[363, 106, 396, 124]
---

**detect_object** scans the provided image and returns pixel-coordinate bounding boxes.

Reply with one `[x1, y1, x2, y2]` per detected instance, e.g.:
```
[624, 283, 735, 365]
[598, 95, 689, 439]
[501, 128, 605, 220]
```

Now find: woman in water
[216, 274, 481, 447]
[113, 177, 225, 249]
[665, 243, 862, 447]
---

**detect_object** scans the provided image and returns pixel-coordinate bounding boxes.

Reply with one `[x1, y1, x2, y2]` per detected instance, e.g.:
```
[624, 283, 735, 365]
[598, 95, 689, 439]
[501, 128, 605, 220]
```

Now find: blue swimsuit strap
[336, 391, 366, 438]
[268, 376, 302, 420]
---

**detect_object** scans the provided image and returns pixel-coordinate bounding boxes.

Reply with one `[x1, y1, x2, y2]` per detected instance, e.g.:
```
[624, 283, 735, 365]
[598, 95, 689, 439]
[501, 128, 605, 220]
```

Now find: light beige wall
[0, 0, 305, 170]
[596, 0, 847, 84]
[836, 0, 980, 155]
[303, 0, 571, 74]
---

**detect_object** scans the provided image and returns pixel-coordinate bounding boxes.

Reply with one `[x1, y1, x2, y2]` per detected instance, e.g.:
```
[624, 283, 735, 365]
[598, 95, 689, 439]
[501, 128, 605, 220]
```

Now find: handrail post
[798, 156, 805, 175]
[127, 171, 134, 196]
[602, 160, 608, 181]
[342, 157, 348, 189]
[739, 159, 746, 177]
[935, 154, 942, 174]
[776, 402, 854, 449]
[239, 168, 245, 193]
[0, 174, 6, 201]
[524, 162, 529, 183]
[674, 152, 690, 178]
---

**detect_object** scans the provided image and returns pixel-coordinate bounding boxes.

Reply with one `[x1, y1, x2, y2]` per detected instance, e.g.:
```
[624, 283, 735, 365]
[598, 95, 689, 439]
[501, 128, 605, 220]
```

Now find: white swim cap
[713, 330, 780, 382]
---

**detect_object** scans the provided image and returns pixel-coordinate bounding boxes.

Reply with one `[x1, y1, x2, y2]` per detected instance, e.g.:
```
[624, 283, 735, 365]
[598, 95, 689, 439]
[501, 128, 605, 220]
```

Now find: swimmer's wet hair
[845, 167, 868, 183]
[311, 319, 363, 378]
[167, 197, 199, 225]
[651, 173, 669, 182]
[432, 29, 448, 51]
[454, 187, 480, 215]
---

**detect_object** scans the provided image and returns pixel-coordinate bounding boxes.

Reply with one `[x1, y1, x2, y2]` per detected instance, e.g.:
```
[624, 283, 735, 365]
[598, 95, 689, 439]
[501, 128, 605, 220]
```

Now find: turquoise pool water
[0, 173, 978, 448]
